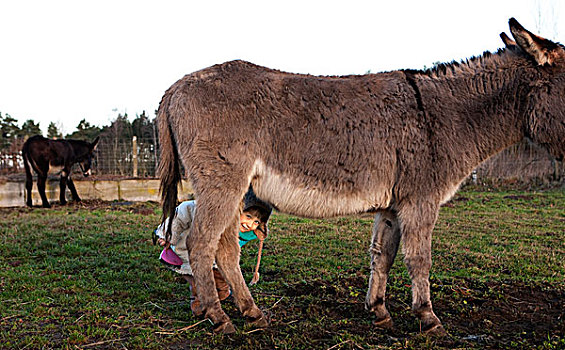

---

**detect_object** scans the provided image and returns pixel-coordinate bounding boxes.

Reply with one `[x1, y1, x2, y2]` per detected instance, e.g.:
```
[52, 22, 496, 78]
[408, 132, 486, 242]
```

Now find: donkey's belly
[252, 160, 392, 218]
[48, 163, 65, 175]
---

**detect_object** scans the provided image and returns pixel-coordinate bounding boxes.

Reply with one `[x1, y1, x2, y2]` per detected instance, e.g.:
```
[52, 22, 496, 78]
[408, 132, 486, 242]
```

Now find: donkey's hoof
[213, 320, 236, 334]
[246, 314, 270, 329]
[423, 323, 447, 337]
[190, 301, 204, 318]
[373, 315, 394, 330]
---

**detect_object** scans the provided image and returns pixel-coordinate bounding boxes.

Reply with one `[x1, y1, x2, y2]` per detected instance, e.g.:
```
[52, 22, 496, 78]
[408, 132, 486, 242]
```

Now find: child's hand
[157, 238, 168, 247]
[249, 271, 260, 286]
[256, 231, 266, 241]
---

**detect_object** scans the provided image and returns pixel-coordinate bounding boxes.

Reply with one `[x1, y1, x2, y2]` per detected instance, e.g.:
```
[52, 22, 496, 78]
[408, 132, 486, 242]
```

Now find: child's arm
[249, 235, 264, 286]
[255, 230, 266, 241]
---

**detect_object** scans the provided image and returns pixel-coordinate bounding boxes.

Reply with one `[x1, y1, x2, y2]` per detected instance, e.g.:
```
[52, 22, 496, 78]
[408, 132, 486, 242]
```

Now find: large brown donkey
[158, 18, 564, 334]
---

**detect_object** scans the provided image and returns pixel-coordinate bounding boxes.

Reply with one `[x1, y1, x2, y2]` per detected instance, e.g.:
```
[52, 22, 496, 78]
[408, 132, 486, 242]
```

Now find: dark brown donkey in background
[158, 18, 565, 334]
[22, 135, 99, 208]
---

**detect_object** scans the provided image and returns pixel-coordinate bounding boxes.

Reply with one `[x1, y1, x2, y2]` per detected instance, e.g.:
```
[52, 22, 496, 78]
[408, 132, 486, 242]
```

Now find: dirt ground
[278, 275, 565, 348]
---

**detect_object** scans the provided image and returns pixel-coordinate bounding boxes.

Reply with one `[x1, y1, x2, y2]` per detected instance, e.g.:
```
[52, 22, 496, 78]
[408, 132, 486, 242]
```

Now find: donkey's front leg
[365, 209, 401, 329]
[399, 201, 445, 335]
[66, 176, 81, 202]
[216, 218, 268, 329]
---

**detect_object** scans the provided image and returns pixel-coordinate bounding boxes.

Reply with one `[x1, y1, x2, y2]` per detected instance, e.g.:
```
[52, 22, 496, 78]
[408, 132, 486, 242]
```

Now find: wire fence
[0, 137, 161, 178]
[94, 137, 159, 177]
[473, 140, 563, 185]
[0, 137, 562, 185]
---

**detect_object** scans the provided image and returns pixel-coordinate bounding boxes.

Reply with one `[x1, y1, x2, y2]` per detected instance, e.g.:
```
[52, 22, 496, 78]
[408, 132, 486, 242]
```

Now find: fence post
[132, 136, 138, 177]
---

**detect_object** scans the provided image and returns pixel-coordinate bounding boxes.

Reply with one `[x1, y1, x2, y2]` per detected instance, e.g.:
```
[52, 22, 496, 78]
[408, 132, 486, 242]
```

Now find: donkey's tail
[22, 138, 36, 206]
[22, 138, 34, 177]
[157, 94, 182, 242]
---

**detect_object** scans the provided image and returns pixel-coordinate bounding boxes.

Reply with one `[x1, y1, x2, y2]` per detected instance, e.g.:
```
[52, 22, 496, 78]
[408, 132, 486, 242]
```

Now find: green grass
[0, 189, 563, 349]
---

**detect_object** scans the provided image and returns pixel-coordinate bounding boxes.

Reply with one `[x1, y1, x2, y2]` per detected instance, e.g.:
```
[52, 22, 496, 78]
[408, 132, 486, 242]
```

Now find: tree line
[0, 110, 156, 147]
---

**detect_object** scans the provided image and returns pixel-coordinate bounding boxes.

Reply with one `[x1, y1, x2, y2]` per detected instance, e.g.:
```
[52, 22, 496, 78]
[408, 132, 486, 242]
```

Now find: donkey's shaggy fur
[158, 18, 565, 334]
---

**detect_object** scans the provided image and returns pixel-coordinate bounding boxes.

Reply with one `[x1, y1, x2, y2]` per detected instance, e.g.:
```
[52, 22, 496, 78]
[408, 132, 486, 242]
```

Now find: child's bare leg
[213, 269, 231, 301]
[215, 217, 268, 328]
[182, 275, 193, 283]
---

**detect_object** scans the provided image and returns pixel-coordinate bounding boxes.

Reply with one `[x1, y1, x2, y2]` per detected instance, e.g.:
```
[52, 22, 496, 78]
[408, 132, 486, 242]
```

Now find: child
[153, 189, 272, 316]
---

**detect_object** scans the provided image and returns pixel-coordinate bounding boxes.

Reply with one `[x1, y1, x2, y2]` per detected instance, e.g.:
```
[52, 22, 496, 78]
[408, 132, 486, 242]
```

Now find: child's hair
[242, 186, 272, 236]
[243, 206, 267, 224]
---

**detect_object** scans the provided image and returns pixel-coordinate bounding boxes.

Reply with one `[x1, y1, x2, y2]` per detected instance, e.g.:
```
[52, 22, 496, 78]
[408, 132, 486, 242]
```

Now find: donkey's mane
[417, 40, 563, 80]
[415, 47, 521, 79]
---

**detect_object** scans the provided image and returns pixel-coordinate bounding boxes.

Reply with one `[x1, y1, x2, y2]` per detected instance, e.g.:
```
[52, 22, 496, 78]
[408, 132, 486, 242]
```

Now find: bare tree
[534, 0, 560, 39]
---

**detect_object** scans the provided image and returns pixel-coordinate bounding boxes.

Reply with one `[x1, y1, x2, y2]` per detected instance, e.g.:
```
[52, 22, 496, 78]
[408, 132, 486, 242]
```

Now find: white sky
[0, 0, 562, 135]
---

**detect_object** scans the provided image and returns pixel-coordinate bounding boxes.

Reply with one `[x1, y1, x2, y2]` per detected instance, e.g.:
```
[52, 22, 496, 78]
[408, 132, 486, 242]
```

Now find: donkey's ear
[500, 32, 517, 48]
[509, 17, 562, 66]
[91, 136, 100, 150]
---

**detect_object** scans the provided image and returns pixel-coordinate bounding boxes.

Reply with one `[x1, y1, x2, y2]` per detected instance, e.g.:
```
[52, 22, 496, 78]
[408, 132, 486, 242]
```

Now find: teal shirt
[239, 230, 258, 247]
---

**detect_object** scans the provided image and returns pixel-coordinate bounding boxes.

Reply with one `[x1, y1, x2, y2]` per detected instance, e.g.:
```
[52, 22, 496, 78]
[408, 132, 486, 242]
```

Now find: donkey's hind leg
[365, 209, 401, 329]
[187, 216, 234, 332]
[215, 216, 268, 329]
[399, 201, 445, 335]
[25, 171, 33, 207]
[37, 175, 51, 208]
[186, 176, 252, 334]
[187, 215, 234, 333]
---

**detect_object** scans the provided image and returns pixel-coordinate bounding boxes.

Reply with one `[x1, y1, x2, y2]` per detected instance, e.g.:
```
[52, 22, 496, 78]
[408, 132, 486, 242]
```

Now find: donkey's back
[161, 60, 425, 217]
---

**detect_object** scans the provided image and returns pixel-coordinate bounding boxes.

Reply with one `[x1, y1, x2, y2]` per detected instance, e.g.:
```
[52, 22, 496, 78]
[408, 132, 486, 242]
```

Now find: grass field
[0, 189, 563, 349]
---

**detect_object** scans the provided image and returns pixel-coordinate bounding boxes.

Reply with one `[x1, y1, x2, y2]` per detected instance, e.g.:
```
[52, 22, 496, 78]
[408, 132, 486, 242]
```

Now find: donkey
[22, 135, 99, 208]
[157, 18, 564, 334]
